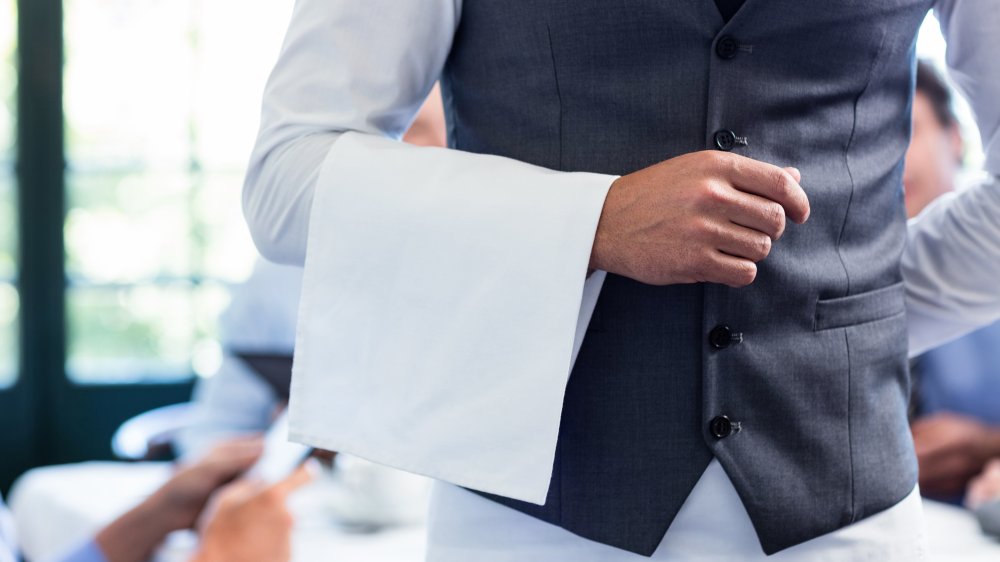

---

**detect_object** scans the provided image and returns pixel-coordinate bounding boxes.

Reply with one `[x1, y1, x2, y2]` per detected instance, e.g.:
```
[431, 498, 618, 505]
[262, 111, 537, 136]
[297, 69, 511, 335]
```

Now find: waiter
[243, 0, 1000, 559]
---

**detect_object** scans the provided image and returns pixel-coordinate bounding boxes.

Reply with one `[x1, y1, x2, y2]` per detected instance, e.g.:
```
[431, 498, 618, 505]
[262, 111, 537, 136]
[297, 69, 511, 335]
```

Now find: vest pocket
[813, 281, 905, 331]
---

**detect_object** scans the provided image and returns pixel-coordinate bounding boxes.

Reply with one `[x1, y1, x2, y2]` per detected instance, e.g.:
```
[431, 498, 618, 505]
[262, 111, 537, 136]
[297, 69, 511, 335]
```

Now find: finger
[217, 479, 264, 507]
[711, 221, 773, 262]
[268, 460, 318, 498]
[914, 435, 952, 459]
[784, 167, 801, 183]
[724, 155, 810, 224]
[702, 251, 758, 287]
[208, 438, 266, 475]
[722, 190, 787, 240]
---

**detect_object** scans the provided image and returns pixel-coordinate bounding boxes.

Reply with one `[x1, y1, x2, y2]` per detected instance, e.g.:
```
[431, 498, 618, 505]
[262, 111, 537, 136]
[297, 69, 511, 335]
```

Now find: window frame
[1, 0, 193, 493]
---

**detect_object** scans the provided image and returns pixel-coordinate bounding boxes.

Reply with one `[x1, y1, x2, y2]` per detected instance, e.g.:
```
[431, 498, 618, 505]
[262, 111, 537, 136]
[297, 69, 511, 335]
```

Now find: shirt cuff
[56, 539, 109, 562]
[288, 131, 614, 504]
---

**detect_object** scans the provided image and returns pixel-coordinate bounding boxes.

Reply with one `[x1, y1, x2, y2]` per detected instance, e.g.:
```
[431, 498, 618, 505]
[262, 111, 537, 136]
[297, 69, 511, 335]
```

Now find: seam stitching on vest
[838, 31, 888, 298]
[547, 26, 566, 526]
[844, 327, 856, 524]
[546, 25, 564, 170]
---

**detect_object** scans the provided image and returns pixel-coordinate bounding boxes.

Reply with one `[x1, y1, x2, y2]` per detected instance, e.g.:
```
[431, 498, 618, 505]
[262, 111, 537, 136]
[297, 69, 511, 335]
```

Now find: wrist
[189, 541, 222, 562]
[95, 498, 176, 562]
[146, 487, 197, 532]
[589, 177, 623, 273]
[979, 428, 1000, 461]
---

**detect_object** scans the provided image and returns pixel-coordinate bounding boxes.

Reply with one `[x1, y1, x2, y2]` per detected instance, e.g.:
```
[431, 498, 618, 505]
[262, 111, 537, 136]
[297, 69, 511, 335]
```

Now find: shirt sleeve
[904, 0, 1000, 356]
[0, 496, 16, 562]
[54, 540, 109, 562]
[175, 260, 302, 457]
[243, 0, 614, 504]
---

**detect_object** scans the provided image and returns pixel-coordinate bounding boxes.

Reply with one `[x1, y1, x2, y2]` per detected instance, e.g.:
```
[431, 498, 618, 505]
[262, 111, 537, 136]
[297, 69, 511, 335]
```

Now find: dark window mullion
[16, 0, 64, 467]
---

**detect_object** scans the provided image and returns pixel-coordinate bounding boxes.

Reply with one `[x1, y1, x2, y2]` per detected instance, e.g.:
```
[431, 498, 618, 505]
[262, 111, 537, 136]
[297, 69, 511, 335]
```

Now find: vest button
[710, 415, 734, 439]
[716, 35, 739, 59]
[714, 129, 737, 151]
[709, 324, 740, 349]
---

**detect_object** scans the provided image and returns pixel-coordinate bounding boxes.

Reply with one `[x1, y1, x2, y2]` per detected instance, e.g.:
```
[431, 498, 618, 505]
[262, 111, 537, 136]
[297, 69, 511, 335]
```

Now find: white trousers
[426, 460, 929, 561]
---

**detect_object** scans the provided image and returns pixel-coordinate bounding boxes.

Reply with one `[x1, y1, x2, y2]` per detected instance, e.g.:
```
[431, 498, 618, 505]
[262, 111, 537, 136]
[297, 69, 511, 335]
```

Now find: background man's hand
[95, 437, 264, 562]
[192, 463, 315, 562]
[153, 436, 265, 531]
[967, 458, 1000, 510]
[912, 412, 1000, 497]
[590, 151, 809, 287]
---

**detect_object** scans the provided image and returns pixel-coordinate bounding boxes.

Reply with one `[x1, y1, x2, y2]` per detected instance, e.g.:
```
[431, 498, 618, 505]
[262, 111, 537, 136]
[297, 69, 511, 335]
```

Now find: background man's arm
[905, 0, 1000, 356]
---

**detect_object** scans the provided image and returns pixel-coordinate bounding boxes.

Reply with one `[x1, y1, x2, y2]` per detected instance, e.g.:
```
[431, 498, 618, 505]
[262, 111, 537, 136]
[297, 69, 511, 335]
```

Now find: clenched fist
[589, 151, 810, 287]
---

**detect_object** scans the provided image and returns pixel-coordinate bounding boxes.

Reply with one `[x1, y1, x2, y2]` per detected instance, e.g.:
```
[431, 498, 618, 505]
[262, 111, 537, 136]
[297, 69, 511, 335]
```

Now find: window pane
[67, 283, 230, 383]
[0, 0, 17, 388]
[63, 0, 290, 383]
[66, 172, 195, 282]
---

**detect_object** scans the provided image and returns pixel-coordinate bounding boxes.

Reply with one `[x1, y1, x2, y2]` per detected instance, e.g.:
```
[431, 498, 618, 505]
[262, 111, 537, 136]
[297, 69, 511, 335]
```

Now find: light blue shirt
[175, 258, 302, 457]
[57, 540, 109, 562]
[0, 495, 16, 562]
[918, 320, 1000, 424]
[1, 494, 107, 562]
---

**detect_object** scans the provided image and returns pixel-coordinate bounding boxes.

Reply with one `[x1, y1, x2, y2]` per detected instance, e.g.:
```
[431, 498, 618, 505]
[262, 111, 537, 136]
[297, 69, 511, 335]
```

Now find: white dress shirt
[175, 258, 300, 458]
[0, 495, 16, 562]
[243, 0, 1000, 558]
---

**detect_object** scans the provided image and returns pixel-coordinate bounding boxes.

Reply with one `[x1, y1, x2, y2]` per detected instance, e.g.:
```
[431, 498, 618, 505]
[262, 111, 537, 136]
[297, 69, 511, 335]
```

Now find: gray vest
[440, 0, 931, 555]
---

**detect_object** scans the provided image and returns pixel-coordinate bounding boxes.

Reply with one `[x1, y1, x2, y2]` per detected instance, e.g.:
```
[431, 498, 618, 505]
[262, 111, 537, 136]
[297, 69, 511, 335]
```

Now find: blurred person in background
[179, 256, 430, 529]
[176, 88, 446, 526]
[906, 61, 1000, 503]
[178, 85, 446, 458]
[967, 460, 1000, 536]
[175, 259, 300, 458]
[1, 439, 310, 562]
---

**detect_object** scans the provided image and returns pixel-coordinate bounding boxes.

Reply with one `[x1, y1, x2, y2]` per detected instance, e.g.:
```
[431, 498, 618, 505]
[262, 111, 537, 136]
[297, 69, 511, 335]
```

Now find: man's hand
[192, 463, 315, 562]
[153, 436, 265, 531]
[94, 438, 264, 562]
[590, 151, 809, 287]
[912, 413, 1000, 497]
[967, 458, 1000, 510]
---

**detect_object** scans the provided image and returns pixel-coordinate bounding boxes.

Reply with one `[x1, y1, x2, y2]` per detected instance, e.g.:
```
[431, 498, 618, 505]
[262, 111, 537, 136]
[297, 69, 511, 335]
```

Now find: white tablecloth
[8, 462, 1000, 561]
[7, 462, 426, 562]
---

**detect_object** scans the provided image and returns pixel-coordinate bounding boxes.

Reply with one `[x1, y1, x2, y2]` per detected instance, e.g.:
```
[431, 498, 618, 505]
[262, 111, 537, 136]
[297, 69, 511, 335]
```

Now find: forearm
[980, 427, 1000, 461]
[94, 493, 179, 562]
[904, 175, 1000, 356]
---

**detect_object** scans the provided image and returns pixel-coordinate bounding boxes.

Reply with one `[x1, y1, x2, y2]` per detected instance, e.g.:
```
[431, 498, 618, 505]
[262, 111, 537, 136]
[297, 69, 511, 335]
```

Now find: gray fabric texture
[441, 0, 932, 555]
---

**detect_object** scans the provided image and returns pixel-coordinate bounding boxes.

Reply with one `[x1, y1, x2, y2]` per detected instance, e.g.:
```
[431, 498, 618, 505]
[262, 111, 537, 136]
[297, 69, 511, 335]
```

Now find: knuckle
[704, 149, 727, 166]
[684, 249, 712, 281]
[687, 216, 715, 238]
[706, 150, 735, 175]
[772, 168, 794, 198]
[766, 204, 786, 237]
[702, 182, 729, 206]
[731, 261, 757, 287]
[754, 235, 772, 260]
[719, 152, 739, 176]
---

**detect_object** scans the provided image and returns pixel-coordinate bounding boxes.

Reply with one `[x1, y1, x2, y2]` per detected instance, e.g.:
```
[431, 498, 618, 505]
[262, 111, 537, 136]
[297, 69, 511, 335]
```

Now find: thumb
[269, 460, 318, 498]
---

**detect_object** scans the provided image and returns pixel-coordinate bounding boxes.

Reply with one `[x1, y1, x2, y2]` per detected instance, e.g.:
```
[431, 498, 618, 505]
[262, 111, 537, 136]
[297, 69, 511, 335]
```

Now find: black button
[710, 415, 734, 439]
[714, 129, 737, 151]
[709, 325, 734, 349]
[716, 35, 739, 59]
